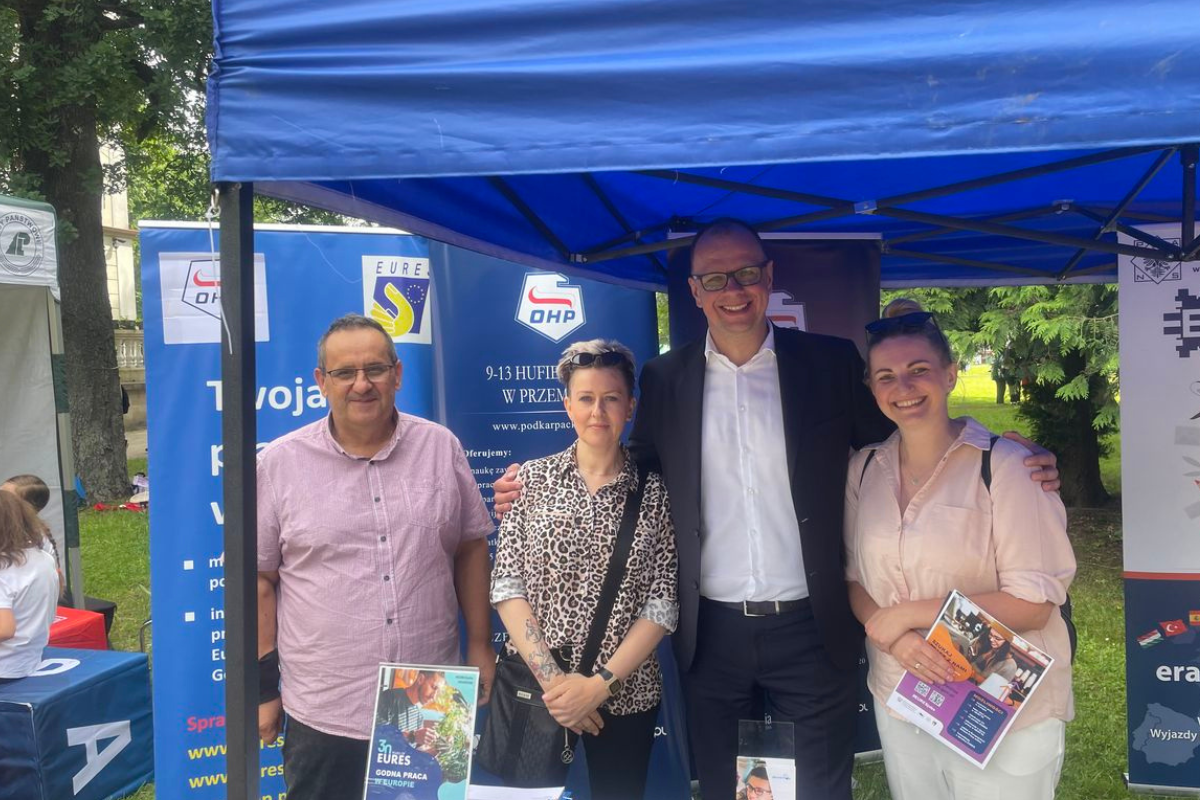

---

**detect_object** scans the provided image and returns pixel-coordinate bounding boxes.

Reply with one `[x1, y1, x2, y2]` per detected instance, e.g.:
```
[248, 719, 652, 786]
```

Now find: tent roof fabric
[208, 0, 1200, 288]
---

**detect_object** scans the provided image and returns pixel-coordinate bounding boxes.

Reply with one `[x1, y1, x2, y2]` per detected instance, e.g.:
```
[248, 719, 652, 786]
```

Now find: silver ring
[915, 661, 922, 669]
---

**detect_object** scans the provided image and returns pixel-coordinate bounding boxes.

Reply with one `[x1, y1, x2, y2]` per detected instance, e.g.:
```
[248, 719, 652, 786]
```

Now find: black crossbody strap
[577, 463, 649, 676]
[859, 449, 877, 488]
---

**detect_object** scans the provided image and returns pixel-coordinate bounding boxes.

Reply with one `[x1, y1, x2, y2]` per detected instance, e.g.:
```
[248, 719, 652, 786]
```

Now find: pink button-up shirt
[845, 417, 1075, 731]
[257, 412, 494, 739]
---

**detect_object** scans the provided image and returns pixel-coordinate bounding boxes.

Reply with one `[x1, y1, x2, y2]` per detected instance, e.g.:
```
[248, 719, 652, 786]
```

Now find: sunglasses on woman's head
[569, 351, 626, 367]
[864, 311, 936, 336]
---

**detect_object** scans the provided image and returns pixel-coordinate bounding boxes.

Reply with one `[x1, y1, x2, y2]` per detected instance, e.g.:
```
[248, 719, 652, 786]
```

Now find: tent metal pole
[487, 177, 571, 260]
[46, 289, 85, 608]
[882, 248, 1048, 278]
[1183, 145, 1197, 253]
[876, 206, 1179, 260]
[877, 145, 1166, 207]
[886, 208, 1054, 246]
[1066, 206, 1181, 252]
[579, 173, 667, 274]
[1056, 148, 1177, 278]
[218, 181, 259, 800]
[579, 219, 674, 257]
[634, 169, 854, 211]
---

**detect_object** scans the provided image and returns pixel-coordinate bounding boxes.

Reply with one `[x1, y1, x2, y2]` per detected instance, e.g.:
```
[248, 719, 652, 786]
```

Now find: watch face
[609, 677, 623, 696]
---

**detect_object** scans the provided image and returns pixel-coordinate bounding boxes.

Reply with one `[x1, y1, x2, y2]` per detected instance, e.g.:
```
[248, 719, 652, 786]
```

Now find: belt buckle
[742, 600, 766, 618]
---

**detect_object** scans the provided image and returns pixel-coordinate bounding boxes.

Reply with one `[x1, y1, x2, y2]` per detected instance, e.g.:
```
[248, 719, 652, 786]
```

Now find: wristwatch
[595, 665, 623, 697]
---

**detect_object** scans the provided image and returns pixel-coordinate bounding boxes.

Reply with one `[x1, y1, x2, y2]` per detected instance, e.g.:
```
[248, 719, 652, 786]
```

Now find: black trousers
[683, 599, 857, 800]
[580, 704, 659, 800]
[282, 715, 369, 800]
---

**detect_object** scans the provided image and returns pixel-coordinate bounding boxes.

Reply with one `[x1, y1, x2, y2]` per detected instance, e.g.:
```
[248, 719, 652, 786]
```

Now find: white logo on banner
[767, 290, 807, 330]
[0, 211, 45, 276]
[1131, 238, 1183, 285]
[30, 657, 80, 676]
[158, 253, 270, 345]
[68, 721, 132, 794]
[361, 256, 433, 344]
[515, 273, 585, 342]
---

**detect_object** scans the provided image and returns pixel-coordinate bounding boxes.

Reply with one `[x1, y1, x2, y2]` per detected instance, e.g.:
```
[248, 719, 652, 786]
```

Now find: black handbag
[476, 464, 648, 787]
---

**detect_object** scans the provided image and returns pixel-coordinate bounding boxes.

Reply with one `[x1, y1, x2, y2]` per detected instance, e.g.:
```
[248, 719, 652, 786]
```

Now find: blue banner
[1124, 578, 1200, 789]
[428, 243, 691, 798]
[141, 224, 435, 799]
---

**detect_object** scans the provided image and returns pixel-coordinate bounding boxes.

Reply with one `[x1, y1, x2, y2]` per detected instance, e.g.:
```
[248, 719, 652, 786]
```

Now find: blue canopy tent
[207, 1, 1200, 795]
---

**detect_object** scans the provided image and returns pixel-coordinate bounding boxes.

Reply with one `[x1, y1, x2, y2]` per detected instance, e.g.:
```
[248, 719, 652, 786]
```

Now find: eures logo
[0, 212, 45, 276]
[362, 256, 432, 344]
[182, 258, 222, 319]
[515, 273, 585, 342]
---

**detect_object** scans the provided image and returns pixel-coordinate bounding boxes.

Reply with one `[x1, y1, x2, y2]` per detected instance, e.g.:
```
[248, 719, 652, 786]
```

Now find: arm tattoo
[523, 617, 563, 684]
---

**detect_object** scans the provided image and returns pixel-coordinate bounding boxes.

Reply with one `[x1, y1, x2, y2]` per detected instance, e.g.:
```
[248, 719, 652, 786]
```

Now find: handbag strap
[576, 462, 649, 676]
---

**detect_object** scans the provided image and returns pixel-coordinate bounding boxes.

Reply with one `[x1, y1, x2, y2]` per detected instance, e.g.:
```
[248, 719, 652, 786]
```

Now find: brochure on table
[886, 590, 1054, 769]
[736, 719, 796, 800]
[365, 664, 480, 800]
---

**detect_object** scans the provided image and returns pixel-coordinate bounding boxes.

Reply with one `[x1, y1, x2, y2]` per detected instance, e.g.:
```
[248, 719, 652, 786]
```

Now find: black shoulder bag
[477, 464, 649, 787]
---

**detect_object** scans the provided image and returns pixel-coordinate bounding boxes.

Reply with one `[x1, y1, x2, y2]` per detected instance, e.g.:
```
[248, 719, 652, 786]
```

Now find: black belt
[704, 598, 808, 617]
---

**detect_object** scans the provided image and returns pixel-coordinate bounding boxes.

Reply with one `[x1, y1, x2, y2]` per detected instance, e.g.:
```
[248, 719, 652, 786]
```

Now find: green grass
[84, 380, 1136, 800]
[950, 368, 1121, 499]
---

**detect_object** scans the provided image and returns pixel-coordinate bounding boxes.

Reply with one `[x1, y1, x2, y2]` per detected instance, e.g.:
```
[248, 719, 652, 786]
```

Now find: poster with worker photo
[365, 664, 480, 800]
[886, 591, 1054, 769]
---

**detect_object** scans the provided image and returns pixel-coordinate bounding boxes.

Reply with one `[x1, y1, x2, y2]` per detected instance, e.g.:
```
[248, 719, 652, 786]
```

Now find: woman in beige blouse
[845, 299, 1076, 799]
[491, 339, 677, 800]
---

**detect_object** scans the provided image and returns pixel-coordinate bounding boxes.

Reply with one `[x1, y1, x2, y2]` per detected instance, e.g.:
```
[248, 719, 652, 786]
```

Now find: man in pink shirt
[256, 314, 495, 800]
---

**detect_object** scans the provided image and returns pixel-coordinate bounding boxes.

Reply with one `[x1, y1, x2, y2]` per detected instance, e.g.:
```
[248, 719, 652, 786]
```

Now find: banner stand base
[1125, 775, 1200, 797]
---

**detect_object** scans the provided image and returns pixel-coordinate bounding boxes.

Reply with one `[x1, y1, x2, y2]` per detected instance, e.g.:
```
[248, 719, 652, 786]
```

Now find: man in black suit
[627, 218, 892, 798]
[495, 218, 1057, 798]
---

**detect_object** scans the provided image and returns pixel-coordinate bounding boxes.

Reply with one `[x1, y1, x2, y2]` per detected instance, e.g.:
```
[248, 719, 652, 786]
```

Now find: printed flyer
[886, 590, 1054, 769]
[365, 664, 480, 800]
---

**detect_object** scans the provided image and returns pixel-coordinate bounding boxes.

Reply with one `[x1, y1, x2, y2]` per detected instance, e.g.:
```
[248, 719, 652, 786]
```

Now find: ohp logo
[183, 258, 222, 319]
[515, 273, 585, 342]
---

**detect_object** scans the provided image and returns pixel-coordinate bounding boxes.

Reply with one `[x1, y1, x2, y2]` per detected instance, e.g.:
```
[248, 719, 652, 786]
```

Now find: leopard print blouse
[490, 443, 678, 715]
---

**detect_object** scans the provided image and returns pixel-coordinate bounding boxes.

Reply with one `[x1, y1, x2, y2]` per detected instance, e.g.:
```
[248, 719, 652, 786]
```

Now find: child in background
[1, 474, 50, 514]
[1, 474, 64, 594]
[0, 491, 59, 680]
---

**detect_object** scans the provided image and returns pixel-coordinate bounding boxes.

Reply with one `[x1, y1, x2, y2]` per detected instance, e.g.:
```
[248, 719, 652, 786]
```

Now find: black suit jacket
[629, 326, 894, 672]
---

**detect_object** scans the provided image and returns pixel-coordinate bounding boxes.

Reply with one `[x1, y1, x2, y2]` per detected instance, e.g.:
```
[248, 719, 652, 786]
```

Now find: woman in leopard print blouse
[491, 339, 678, 800]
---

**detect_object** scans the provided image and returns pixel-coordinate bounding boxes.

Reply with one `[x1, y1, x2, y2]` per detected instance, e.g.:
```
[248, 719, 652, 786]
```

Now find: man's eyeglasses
[322, 363, 396, 385]
[569, 351, 627, 368]
[746, 783, 773, 798]
[689, 262, 767, 292]
[864, 311, 937, 337]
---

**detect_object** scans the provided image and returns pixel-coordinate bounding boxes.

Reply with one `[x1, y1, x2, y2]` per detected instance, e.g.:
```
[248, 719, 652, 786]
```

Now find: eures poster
[365, 664, 479, 800]
[886, 590, 1054, 769]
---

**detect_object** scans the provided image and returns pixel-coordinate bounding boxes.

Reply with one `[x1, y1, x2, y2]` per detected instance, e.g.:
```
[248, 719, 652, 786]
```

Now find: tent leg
[1183, 146, 1197, 252]
[218, 181, 259, 800]
[46, 289, 85, 609]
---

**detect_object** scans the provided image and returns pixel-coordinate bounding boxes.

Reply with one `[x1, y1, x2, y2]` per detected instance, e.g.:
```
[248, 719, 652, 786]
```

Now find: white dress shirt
[699, 327, 809, 602]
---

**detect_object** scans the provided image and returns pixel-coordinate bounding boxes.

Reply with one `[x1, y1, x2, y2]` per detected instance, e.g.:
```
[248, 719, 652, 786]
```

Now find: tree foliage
[123, 125, 351, 226]
[0, 0, 211, 501]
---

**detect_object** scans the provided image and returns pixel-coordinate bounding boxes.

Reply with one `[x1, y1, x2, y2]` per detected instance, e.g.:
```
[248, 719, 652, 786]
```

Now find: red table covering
[47, 605, 107, 650]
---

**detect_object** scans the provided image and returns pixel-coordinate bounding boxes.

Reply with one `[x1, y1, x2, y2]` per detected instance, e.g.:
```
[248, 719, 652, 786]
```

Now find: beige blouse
[844, 417, 1076, 731]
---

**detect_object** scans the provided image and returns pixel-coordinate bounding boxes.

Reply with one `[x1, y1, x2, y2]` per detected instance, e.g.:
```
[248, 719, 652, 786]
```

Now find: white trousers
[874, 703, 1065, 800]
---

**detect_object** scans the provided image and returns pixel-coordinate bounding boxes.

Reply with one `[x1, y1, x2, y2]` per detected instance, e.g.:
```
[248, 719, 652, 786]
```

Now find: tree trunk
[17, 5, 128, 503]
